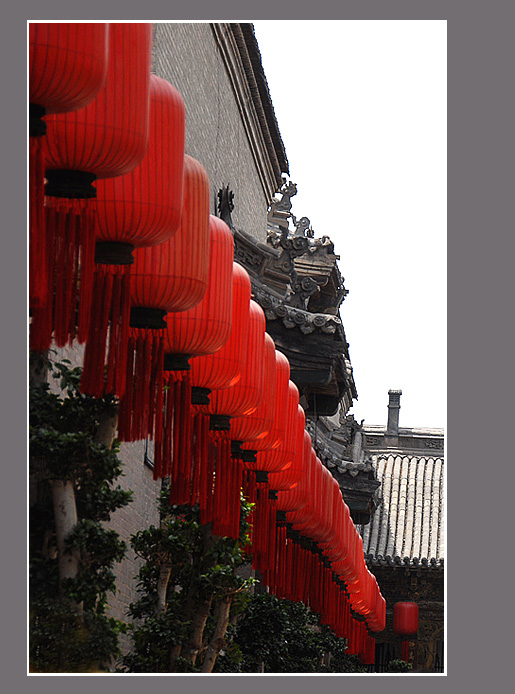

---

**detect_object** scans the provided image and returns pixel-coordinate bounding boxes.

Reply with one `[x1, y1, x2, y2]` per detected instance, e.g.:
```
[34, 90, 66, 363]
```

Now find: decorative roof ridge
[370, 452, 445, 461]
[366, 555, 445, 569]
[363, 424, 445, 436]
[252, 282, 344, 336]
[305, 419, 376, 474]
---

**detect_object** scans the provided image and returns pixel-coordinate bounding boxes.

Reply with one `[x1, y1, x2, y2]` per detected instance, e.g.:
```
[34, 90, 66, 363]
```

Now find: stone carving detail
[338, 414, 360, 451]
[272, 178, 297, 213]
[287, 271, 320, 309]
[424, 439, 444, 450]
[234, 242, 264, 270]
[252, 284, 342, 334]
[217, 185, 235, 229]
[291, 214, 314, 238]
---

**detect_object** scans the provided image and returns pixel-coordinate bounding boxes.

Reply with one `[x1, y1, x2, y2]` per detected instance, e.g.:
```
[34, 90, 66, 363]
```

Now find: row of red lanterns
[29, 22, 386, 660]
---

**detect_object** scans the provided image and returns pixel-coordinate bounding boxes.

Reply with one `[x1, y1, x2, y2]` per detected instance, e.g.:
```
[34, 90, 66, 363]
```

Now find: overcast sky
[253, 20, 446, 430]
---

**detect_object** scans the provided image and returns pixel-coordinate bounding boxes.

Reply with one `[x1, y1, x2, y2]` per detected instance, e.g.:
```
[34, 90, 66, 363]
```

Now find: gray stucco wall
[50, 343, 161, 654]
[152, 22, 270, 244]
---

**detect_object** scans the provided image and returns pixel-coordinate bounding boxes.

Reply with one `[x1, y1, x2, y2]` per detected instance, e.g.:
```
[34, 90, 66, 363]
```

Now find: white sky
[253, 20, 447, 430]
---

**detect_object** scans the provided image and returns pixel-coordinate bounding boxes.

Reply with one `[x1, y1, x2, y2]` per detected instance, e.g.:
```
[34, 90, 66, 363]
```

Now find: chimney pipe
[386, 389, 402, 446]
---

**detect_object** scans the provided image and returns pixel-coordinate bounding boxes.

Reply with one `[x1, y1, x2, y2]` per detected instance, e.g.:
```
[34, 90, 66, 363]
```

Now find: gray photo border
[8, 0, 509, 692]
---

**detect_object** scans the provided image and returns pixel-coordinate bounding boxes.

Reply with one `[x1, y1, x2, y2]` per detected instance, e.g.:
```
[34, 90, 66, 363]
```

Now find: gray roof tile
[362, 453, 444, 567]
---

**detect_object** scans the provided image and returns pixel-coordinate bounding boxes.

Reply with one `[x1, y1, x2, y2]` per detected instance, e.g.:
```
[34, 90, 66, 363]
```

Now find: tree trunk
[169, 643, 182, 671]
[180, 596, 213, 666]
[51, 478, 82, 615]
[29, 349, 49, 386]
[94, 408, 118, 448]
[200, 594, 233, 672]
[156, 562, 173, 614]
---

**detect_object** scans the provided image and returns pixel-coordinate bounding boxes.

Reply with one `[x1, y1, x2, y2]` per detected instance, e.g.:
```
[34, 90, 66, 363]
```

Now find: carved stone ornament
[291, 214, 314, 238]
[272, 177, 297, 213]
[287, 271, 320, 309]
[252, 284, 342, 335]
[217, 185, 235, 228]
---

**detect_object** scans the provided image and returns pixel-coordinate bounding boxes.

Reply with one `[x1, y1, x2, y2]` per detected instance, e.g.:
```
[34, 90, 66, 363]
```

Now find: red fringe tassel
[80, 264, 130, 398]
[30, 199, 96, 352]
[29, 136, 47, 308]
[118, 329, 165, 442]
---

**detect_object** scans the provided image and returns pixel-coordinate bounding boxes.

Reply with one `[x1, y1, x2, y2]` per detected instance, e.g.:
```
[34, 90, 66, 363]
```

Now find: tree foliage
[121, 490, 255, 673]
[215, 592, 367, 673]
[29, 355, 132, 672]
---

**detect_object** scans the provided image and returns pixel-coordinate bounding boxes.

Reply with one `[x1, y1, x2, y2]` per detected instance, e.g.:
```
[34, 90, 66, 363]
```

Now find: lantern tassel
[29, 136, 47, 308]
[118, 329, 165, 442]
[80, 264, 131, 398]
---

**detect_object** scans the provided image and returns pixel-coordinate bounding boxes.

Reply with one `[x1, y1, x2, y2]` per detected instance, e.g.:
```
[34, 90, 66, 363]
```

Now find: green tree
[216, 592, 367, 673]
[121, 490, 254, 673]
[29, 354, 132, 672]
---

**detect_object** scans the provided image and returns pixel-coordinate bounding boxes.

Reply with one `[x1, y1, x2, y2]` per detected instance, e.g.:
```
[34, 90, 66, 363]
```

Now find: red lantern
[189, 262, 252, 393]
[230, 334, 277, 446]
[238, 349, 290, 458]
[30, 23, 152, 353]
[29, 22, 109, 308]
[206, 300, 266, 421]
[166, 264, 252, 517]
[394, 600, 418, 662]
[196, 301, 267, 538]
[81, 148, 207, 402]
[255, 383, 302, 476]
[121, 213, 232, 485]
[393, 602, 419, 636]
[150, 263, 251, 495]
[228, 335, 277, 567]
[162, 216, 234, 358]
[44, 23, 151, 179]
[272, 430, 314, 501]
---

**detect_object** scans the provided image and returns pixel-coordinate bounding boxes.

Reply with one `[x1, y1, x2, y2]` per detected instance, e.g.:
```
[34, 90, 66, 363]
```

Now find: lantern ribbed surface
[272, 430, 314, 504]
[44, 23, 152, 179]
[30, 23, 153, 354]
[393, 602, 419, 636]
[229, 333, 277, 443]
[130, 154, 210, 313]
[254, 383, 302, 473]
[240, 349, 290, 453]
[206, 300, 266, 418]
[30, 23, 108, 114]
[189, 263, 252, 391]
[29, 23, 109, 309]
[94, 74, 185, 247]
[163, 216, 234, 356]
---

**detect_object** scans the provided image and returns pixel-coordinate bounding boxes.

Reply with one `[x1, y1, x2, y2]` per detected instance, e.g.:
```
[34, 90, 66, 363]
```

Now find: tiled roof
[360, 453, 444, 568]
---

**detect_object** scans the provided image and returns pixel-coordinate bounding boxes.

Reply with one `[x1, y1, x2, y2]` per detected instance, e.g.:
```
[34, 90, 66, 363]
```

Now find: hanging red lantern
[249, 403, 306, 582]
[30, 23, 152, 354]
[272, 430, 314, 501]
[394, 601, 419, 663]
[196, 300, 267, 538]
[393, 602, 419, 636]
[150, 263, 251, 498]
[158, 264, 252, 517]
[29, 22, 109, 308]
[119, 213, 232, 446]
[189, 262, 252, 393]
[235, 349, 290, 460]
[233, 348, 290, 566]
[81, 148, 207, 402]
[227, 335, 277, 568]
[206, 300, 266, 421]
[254, 382, 302, 477]
[230, 334, 277, 447]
